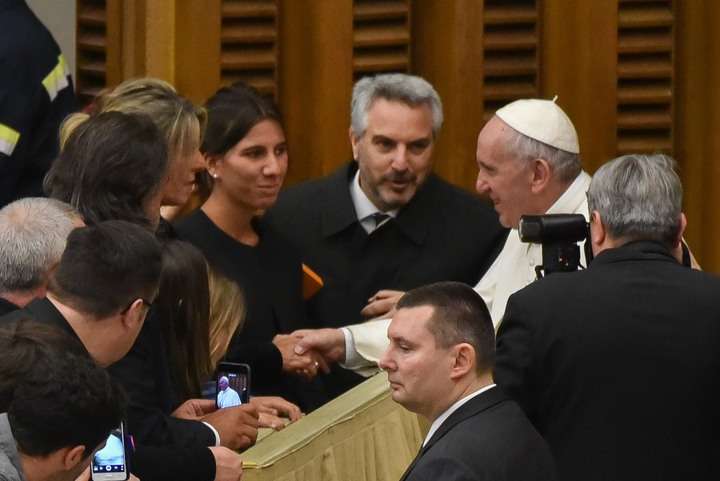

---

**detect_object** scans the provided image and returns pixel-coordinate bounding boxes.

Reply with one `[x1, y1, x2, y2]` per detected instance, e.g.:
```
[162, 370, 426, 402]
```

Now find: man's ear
[349, 127, 360, 160]
[121, 299, 147, 331]
[676, 212, 688, 247]
[61, 445, 87, 471]
[449, 343, 476, 380]
[528, 158, 551, 194]
[589, 210, 606, 248]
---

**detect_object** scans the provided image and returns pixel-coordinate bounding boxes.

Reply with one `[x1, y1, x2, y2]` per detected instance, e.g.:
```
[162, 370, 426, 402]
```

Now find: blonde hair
[208, 268, 246, 368]
[61, 78, 206, 162]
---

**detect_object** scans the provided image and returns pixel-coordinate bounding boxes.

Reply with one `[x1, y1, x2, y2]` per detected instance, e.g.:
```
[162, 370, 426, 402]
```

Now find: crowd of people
[2, 5, 719, 480]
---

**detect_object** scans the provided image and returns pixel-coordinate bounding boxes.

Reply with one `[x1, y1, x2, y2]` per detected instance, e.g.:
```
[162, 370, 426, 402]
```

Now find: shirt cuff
[202, 421, 221, 446]
[340, 327, 368, 369]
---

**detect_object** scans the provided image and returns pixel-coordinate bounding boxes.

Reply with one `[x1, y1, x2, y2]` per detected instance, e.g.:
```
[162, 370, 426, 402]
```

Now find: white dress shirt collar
[422, 383, 497, 447]
[349, 170, 398, 233]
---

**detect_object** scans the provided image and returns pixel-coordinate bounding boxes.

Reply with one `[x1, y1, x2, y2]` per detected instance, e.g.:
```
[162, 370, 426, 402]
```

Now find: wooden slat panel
[220, 0, 279, 98]
[483, 0, 540, 120]
[221, 49, 276, 70]
[222, 24, 277, 44]
[353, 0, 411, 77]
[77, 5, 106, 26]
[222, 0, 277, 18]
[353, 25, 409, 48]
[353, 1, 407, 21]
[618, 85, 672, 103]
[617, 110, 672, 129]
[76, 0, 109, 106]
[484, 6, 536, 25]
[616, 0, 674, 155]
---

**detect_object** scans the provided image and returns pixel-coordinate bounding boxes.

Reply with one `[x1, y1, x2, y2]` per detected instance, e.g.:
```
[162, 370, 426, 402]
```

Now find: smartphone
[91, 422, 128, 481]
[214, 362, 251, 409]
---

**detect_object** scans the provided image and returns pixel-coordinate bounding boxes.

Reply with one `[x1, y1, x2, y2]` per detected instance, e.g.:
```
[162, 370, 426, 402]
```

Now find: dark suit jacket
[107, 309, 219, 448]
[495, 241, 720, 481]
[0, 298, 216, 481]
[266, 162, 507, 395]
[402, 387, 556, 481]
[0, 298, 18, 317]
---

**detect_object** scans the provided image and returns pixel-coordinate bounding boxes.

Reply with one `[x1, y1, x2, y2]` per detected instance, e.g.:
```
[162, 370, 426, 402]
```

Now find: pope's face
[475, 116, 536, 229]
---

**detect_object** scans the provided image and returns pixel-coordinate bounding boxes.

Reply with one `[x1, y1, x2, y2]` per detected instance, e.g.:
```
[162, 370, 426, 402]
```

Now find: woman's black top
[175, 209, 326, 410]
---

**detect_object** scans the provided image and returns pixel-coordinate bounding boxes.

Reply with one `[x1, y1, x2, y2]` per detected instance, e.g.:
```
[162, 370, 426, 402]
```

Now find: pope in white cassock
[216, 376, 242, 408]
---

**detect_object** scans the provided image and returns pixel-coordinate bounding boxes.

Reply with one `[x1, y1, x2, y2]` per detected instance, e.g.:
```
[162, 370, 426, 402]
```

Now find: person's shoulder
[435, 398, 553, 464]
[0, 450, 22, 481]
[173, 209, 210, 241]
[274, 172, 339, 212]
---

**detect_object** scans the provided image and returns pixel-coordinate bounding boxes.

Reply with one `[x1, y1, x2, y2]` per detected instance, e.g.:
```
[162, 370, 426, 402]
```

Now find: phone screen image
[215, 364, 250, 409]
[91, 423, 128, 481]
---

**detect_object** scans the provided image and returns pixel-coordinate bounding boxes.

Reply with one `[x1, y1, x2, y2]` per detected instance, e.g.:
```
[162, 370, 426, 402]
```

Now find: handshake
[271, 328, 346, 380]
[271, 289, 405, 380]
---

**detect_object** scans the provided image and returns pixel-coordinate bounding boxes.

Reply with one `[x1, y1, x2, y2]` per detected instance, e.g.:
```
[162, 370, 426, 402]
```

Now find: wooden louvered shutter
[616, 0, 674, 155]
[353, 0, 411, 79]
[482, 0, 541, 122]
[75, 0, 121, 106]
[221, 0, 279, 98]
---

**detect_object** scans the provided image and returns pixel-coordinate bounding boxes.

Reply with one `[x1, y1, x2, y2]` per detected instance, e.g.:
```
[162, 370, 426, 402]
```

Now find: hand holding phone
[91, 422, 128, 481]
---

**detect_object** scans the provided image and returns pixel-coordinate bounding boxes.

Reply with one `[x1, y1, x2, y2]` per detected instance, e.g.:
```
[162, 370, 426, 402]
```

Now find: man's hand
[272, 333, 326, 379]
[209, 447, 243, 481]
[202, 404, 259, 451]
[251, 396, 302, 421]
[293, 328, 345, 367]
[250, 396, 302, 430]
[172, 398, 217, 420]
[360, 290, 404, 319]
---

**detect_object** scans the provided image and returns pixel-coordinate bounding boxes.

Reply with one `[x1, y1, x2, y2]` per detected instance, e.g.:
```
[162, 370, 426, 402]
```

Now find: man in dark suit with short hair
[267, 73, 507, 398]
[495, 154, 720, 481]
[379, 281, 556, 481]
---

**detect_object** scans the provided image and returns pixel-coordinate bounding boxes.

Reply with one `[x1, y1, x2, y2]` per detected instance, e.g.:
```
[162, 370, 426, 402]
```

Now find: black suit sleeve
[132, 445, 215, 481]
[224, 340, 283, 384]
[108, 318, 215, 448]
[407, 455, 486, 481]
[494, 292, 537, 420]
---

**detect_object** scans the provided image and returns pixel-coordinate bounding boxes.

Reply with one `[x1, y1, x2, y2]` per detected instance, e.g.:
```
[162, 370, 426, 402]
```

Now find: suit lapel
[399, 387, 508, 481]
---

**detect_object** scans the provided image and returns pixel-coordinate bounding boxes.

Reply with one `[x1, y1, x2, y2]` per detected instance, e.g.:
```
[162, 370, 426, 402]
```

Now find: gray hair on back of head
[0, 198, 79, 292]
[351, 73, 443, 138]
[587, 154, 683, 246]
[502, 125, 582, 183]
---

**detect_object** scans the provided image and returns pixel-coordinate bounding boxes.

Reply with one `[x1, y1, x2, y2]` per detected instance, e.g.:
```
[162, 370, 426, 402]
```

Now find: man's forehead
[389, 305, 435, 336]
[366, 99, 433, 131]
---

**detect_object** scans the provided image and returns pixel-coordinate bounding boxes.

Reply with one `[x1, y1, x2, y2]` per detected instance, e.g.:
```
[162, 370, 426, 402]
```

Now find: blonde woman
[56, 78, 205, 231]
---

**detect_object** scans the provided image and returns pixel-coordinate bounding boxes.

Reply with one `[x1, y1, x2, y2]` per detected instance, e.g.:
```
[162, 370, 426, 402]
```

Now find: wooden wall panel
[482, 0, 540, 122]
[175, 1, 221, 104]
[279, 0, 354, 185]
[675, 0, 720, 272]
[411, 0, 485, 191]
[220, 0, 279, 98]
[75, 0, 123, 105]
[78, 0, 719, 271]
[616, 0, 674, 156]
[353, 0, 411, 79]
[542, 0, 618, 174]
